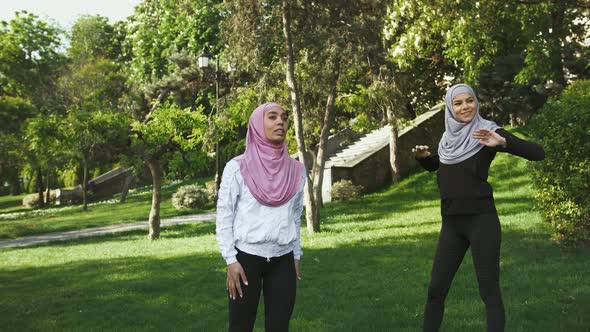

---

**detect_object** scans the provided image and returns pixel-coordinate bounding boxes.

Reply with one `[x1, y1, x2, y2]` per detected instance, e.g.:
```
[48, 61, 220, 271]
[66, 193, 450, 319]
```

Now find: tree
[0, 96, 35, 194]
[57, 16, 129, 210]
[130, 100, 207, 239]
[366, 65, 414, 183]
[24, 114, 64, 207]
[224, 0, 386, 232]
[0, 12, 66, 204]
[384, 0, 590, 123]
[122, 0, 223, 239]
[513, 0, 590, 94]
[124, 0, 223, 85]
[0, 11, 65, 99]
[61, 109, 129, 210]
[68, 15, 121, 65]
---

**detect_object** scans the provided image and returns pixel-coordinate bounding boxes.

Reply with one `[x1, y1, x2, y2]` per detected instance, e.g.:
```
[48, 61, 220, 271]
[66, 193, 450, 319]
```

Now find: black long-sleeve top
[418, 129, 545, 216]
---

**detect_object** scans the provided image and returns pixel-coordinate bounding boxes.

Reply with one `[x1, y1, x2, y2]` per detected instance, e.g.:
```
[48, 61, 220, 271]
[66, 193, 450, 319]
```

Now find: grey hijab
[438, 84, 500, 165]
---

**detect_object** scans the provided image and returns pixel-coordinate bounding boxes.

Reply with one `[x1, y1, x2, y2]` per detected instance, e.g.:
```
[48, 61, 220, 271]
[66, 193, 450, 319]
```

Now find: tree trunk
[147, 157, 162, 240]
[549, 1, 567, 92]
[282, 0, 317, 233]
[82, 155, 88, 211]
[37, 167, 45, 209]
[25, 170, 33, 193]
[387, 106, 401, 183]
[45, 169, 51, 205]
[214, 57, 222, 200]
[9, 168, 21, 195]
[389, 124, 401, 183]
[310, 57, 340, 232]
[215, 141, 221, 202]
[120, 174, 134, 203]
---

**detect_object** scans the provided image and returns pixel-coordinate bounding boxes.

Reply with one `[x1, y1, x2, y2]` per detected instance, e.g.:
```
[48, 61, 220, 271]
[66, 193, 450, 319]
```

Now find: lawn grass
[0, 179, 213, 240]
[0, 151, 589, 331]
[0, 193, 29, 214]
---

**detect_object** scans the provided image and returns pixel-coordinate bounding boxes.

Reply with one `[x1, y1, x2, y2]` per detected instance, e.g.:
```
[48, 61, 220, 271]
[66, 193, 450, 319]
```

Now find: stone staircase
[326, 107, 442, 169]
[321, 104, 444, 202]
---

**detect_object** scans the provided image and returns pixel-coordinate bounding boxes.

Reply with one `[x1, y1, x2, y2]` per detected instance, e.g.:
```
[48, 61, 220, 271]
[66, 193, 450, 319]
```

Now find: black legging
[229, 249, 296, 332]
[423, 213, 505, 332]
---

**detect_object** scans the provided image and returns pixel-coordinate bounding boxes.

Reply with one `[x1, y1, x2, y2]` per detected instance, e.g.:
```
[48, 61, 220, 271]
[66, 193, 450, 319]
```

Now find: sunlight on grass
[1, 151, 589, 331]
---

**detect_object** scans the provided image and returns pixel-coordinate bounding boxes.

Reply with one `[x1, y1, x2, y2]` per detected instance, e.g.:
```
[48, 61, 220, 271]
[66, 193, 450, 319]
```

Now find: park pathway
[0, 212, 216, 249]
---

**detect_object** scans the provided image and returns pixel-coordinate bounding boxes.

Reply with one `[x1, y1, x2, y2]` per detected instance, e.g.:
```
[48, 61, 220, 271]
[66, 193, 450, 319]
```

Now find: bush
[528, 80, 590, 245]
[171, 184, 209, 209]
[331, 179, 364, 201]
[22, 194, 40, 208]
[204, 180, 217, 202]
[22, 191, 57, 208]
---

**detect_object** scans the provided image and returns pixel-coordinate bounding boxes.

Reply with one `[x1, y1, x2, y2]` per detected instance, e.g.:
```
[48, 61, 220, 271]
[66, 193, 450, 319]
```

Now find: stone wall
[51, 167, 135, 205]
[331, 146, 391, 194]
[324, 108, 444, 201]
[87, 167, 134, 200]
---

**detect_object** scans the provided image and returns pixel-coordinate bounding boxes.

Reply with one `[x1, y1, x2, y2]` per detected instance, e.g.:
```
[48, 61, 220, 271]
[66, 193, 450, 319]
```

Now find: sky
[0, 0, 141, 30]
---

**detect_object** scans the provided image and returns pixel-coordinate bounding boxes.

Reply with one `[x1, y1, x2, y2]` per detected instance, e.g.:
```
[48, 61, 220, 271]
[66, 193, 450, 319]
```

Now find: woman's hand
[295, 259, 301, 281]
[412, 145, 431, 159]
[473, 129, 507, 148]
[227, 262, 248, 300]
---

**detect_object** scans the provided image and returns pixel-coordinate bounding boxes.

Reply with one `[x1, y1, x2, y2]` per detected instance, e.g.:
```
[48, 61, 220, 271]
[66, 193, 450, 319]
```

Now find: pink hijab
[238, 102, 305, 207]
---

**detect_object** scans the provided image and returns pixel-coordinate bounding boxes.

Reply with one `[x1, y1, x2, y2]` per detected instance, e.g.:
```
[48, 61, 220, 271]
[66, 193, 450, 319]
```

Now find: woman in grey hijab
[412, 83, 545, 331]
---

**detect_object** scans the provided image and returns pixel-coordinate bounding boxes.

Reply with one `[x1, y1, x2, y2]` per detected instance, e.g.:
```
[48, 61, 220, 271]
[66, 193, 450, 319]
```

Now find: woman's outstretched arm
[474, 128, 545, 161]
[413, 145, 440, 171]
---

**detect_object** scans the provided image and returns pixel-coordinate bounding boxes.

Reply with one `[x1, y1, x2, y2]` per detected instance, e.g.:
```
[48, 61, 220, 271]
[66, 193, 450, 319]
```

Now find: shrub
[22, 194, 40, 208]
[22, 192, 57, 208]
[331, 179, 364, 201]
[171, 184, 209, 209]
[204, 180, 217, 202]
[528, 80, 590, 245]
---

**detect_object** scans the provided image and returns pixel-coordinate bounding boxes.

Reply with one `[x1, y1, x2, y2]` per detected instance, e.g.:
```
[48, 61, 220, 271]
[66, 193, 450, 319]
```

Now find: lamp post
[198, 49, 234, 198]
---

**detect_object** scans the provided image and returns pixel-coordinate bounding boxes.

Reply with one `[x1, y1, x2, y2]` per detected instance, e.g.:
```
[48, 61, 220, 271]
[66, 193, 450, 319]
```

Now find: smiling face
[451, 92, 477, 123]
[264, 106, 288, 144]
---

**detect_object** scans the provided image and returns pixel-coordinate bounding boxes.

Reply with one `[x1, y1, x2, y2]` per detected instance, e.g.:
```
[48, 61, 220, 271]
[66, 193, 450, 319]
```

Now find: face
[263, 106, 288, 144]
[451, 92, 477, 123]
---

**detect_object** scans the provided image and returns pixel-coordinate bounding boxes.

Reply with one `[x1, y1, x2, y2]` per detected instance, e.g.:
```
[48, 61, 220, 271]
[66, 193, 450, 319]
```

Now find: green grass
[0, 193, 30, 214]
[0, 152, 589, 331]
[0, 179, 213, 240]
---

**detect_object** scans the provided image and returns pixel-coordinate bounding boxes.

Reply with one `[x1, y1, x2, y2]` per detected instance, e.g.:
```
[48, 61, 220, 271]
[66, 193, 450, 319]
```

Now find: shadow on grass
[493, 196, 536, 216]
[1, 226, 588, 332]
[0, 251, 228, 331]
[0, 194, 28, 214]
[296, 229, 590, 331]
[2, 132, 585, 331]
[488, 153, 534, 192]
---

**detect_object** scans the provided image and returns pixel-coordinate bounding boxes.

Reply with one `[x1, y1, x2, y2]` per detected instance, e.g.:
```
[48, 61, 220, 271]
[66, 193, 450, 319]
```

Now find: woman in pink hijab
[216, 102, 306, 331]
